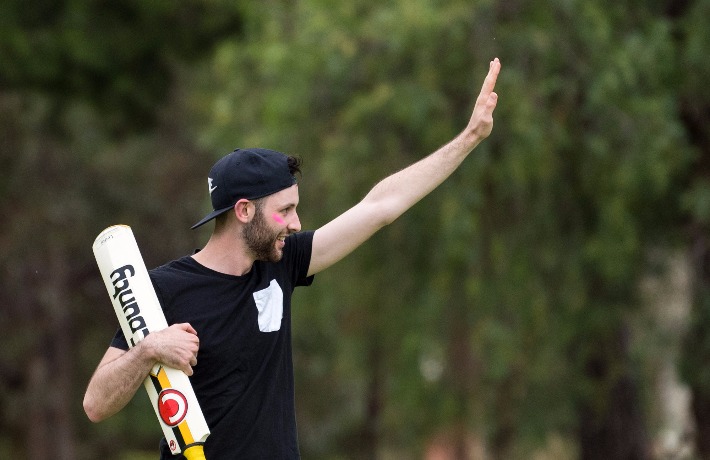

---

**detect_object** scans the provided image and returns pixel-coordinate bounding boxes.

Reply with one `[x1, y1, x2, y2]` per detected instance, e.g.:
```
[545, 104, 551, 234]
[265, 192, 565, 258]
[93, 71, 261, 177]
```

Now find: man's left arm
[308, 58, 501, 277]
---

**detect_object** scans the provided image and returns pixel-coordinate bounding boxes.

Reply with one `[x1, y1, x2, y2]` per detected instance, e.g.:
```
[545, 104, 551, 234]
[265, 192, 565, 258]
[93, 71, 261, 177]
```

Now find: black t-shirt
[111, 231, 315, 459]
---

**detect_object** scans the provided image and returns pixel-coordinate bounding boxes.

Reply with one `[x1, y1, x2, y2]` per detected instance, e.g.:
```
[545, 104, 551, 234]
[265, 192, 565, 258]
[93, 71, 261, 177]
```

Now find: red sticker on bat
[158, 389, 188, 427]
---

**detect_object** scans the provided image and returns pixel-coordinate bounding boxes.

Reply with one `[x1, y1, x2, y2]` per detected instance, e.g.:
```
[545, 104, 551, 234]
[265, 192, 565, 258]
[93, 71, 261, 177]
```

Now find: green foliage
[192, 0, 694, 457]
[0, 1, 243, 458]
[2, 0, 707, 458]
[0, 0, 244, 130]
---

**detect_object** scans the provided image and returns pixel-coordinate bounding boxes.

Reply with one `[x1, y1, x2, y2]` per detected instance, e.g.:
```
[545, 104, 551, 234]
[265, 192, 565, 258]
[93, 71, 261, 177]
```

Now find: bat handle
[183, 444, 206, 460]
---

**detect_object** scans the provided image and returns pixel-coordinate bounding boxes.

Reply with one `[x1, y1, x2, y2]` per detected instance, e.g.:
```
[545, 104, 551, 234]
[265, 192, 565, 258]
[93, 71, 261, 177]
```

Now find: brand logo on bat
[110, 265, 149, 346]
[158, 389, 189, 427]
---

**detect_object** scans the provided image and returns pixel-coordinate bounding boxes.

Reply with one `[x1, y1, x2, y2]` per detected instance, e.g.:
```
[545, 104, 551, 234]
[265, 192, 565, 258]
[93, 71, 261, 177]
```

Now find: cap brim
[190, 205, 233, 230]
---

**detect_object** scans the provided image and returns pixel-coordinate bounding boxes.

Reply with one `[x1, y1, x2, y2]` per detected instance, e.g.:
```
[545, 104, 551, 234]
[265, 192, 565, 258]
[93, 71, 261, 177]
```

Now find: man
[83, 58, 501, 458]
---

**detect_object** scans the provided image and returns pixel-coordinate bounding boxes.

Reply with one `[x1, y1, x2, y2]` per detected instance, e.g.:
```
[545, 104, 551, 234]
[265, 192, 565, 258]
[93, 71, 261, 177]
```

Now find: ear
[233, 199, 252, 223]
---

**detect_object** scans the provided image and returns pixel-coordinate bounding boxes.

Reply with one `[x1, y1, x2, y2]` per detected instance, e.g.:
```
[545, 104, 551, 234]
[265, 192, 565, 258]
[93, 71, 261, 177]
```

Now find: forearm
[364, 130, 482, 225]
[83, 343, 157, 422]
[363, 56, 499, 224]
[308, 58, 499, 276]
[363, 58, 499, 221]
[308, 131, 483, 276]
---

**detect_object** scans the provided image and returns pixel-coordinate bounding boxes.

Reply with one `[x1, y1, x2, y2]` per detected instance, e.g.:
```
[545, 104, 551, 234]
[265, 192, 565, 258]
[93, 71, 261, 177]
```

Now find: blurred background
[1, 1, 709, 459]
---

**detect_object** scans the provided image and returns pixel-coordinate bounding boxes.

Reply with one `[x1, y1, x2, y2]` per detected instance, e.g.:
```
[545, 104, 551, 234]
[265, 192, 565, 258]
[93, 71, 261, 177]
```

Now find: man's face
[243, 185, 300, 262]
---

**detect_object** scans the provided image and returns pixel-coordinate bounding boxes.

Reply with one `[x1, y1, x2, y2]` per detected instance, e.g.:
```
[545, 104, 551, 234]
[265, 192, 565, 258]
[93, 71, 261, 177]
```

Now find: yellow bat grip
[183, 445, 206, 460]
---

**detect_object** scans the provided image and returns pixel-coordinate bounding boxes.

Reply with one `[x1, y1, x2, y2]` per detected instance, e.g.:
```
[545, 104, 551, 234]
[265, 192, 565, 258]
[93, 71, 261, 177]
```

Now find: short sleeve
[110, 327, 129, 350]
[284, 231, 315, 287]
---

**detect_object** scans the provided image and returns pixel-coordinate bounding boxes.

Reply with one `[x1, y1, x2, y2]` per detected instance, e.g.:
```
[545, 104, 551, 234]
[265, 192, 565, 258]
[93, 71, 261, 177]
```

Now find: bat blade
[93, 225, 210, 457]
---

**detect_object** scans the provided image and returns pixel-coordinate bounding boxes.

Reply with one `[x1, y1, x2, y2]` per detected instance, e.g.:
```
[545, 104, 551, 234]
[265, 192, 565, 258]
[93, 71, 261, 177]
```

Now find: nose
[288, 212, 301, 233]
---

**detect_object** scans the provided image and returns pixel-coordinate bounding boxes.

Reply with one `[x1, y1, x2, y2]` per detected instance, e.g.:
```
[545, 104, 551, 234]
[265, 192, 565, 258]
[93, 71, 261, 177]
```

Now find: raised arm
[308, 58, 500, 277]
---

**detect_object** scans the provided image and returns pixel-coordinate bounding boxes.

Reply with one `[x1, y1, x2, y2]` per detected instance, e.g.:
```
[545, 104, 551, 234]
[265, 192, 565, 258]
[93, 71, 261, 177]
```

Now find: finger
[481, 59, 500, 95]
[175, 323, 197, 336]
[190, 338, 200, 355]
[479, 57, 501, 97]
[177, 322, 198, 335]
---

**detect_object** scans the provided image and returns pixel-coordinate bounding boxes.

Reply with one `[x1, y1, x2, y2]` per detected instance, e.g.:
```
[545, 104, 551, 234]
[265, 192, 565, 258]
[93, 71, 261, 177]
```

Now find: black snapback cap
[191, 148, 297, 229]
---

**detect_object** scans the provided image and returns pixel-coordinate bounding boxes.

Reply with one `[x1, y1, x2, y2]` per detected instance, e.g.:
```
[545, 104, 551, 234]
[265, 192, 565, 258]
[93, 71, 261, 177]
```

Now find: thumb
[176, 322, 198, 336]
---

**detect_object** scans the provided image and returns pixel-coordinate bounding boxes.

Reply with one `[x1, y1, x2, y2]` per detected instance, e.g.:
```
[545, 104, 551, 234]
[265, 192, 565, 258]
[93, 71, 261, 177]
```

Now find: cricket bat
[93, 225, 210, 460]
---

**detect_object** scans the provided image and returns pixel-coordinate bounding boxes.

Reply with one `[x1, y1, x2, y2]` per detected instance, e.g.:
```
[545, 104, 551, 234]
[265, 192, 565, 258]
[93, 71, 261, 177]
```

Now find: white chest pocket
[253, 280, 284, 332]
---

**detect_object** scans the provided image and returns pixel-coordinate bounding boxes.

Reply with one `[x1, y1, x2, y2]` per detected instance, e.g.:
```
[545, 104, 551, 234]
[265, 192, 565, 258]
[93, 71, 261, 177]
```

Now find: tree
[2, 0, 704, 458]
[675, 0, 710, 457]
[194, 1, 691, 458]
[0, 1, 243, 458]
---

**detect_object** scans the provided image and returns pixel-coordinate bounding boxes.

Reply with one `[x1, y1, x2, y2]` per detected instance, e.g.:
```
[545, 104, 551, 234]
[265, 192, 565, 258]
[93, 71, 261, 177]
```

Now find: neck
[192, 228, 254, 276]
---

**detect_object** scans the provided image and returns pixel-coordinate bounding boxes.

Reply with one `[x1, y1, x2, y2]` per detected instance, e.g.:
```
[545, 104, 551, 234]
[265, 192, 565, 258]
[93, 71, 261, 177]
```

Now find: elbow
[83, 393, 108, 423]
[363, 196, 401, 229]
[376, 203, 402, 228]
[380, 208, 401, 227]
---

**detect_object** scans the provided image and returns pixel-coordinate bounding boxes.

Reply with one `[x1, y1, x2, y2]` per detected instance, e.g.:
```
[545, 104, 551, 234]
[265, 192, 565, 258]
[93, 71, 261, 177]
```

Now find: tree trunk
[444, 266, 483, 460]
[26, 245, 77, 460]
[577, 324, 649, 460]
[360, 337, 383, 460]
[683, 232, 710, 459]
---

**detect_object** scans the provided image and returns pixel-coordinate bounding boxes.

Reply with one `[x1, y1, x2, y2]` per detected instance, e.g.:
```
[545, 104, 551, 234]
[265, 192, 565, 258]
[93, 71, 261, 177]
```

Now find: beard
[243, 208, 283, 262]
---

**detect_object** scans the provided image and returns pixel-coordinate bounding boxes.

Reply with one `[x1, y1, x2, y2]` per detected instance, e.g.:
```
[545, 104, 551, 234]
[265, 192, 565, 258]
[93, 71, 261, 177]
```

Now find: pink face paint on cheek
[272, 213, 285, 225]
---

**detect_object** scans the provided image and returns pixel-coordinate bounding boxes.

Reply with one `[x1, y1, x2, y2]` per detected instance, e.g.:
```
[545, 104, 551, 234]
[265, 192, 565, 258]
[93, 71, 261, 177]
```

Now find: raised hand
[465, 57, 501, 144]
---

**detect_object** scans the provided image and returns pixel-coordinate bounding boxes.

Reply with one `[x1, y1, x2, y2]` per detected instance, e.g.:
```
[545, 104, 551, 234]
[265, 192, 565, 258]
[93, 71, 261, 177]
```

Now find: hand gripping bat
[93, 225, 210, 459]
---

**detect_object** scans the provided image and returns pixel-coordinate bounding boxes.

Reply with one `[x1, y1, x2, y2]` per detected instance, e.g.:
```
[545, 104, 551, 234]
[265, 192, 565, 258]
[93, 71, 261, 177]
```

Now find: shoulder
[280, 231, 315, 287]
[148, 256, 207, 304]
[284, 231, 314, 255]
[149, 255, 205, 280]
[281, 231, 314, 268]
